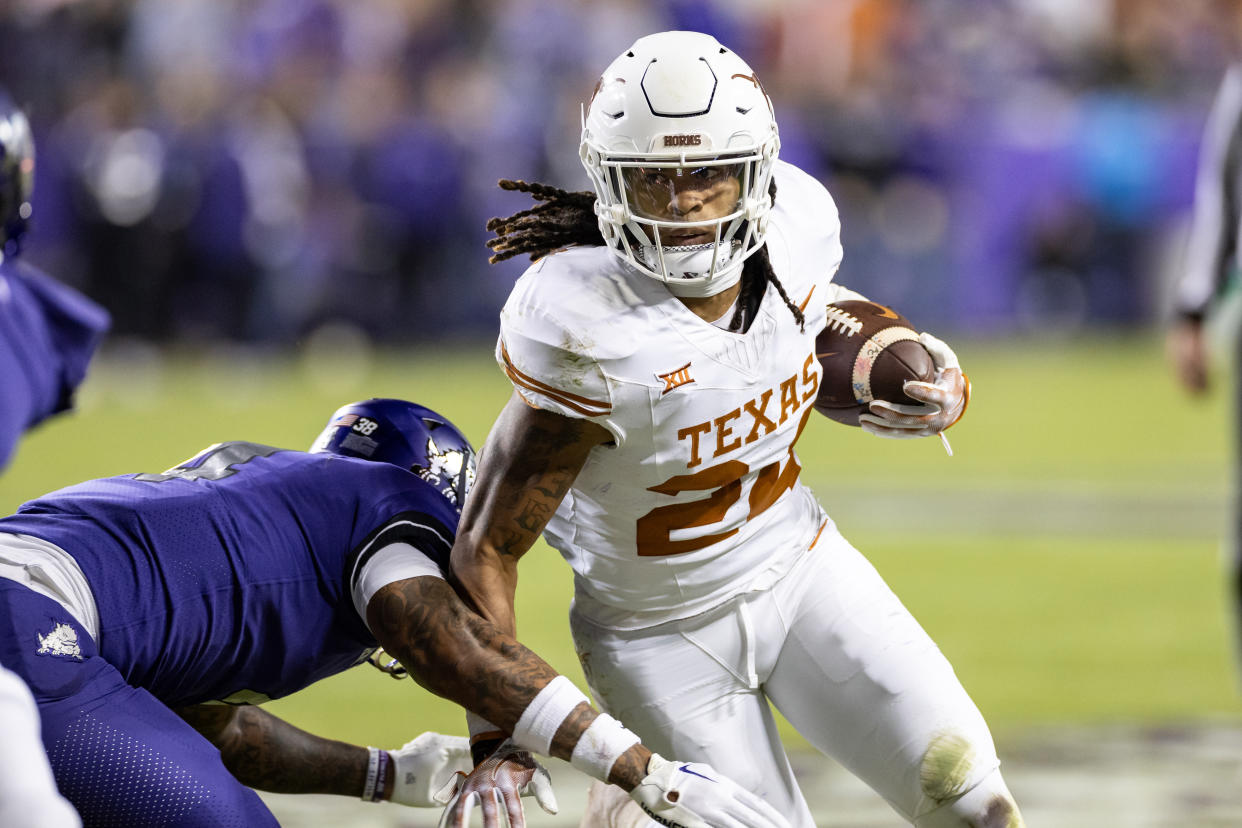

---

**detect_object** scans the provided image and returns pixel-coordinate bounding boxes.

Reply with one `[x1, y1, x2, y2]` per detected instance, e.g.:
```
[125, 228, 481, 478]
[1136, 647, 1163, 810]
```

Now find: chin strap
[662, 267, 744, 298]
[656, 255, 745, 298]
[635, 239, 746, 299]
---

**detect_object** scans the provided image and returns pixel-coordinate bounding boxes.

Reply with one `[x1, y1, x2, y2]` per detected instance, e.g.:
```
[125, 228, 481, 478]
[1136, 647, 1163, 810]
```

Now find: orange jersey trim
[500, 344, 612, 417]
[808, 518, 829, 550]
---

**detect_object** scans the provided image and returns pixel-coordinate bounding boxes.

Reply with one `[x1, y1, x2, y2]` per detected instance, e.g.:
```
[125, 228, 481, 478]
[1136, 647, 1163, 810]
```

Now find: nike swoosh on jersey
[798, 285, 816, 313]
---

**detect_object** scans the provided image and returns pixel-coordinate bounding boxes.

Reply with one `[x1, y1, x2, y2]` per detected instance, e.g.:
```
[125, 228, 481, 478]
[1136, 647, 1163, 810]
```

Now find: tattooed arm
[176, 704, 380, 797]
[366, 574, 652, 791]
[369, 580, 788, 828]
[448, 391, 610, 637]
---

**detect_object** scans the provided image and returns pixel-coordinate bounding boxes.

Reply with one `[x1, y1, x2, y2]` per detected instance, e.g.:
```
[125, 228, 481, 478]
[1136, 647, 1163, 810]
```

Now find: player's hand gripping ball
[814, 301, 936, 426]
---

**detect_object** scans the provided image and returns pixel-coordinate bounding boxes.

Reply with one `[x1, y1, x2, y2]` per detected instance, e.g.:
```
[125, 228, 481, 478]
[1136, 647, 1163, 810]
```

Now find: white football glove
[859, 332, 970, 440]
[388, 732, 472, 808]
[435, 739, 558, 828]
[629, 754, 792, 828]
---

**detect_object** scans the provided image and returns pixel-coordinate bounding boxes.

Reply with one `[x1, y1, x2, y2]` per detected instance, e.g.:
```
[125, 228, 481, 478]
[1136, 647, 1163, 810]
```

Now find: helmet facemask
[580, 31, 779, 298]
[586, 149, 776, 297]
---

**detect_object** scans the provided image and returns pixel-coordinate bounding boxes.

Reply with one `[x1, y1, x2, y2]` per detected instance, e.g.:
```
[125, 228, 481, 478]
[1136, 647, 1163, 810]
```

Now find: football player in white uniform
[448, 31, 1023, 828]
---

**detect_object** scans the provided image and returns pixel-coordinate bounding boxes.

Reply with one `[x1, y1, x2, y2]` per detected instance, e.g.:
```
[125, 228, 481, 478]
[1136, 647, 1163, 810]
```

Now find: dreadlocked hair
[485, 177, 805, 331]
[485, 180, 601, 264]
[729, 243, 805, 333]
[728, 179, 804, 332]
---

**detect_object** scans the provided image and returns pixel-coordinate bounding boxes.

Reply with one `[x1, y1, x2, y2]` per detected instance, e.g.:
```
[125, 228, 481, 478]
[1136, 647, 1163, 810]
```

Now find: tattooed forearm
[608, 744, 652, 792]
[368, 575, 660, 788]
[550, 701, 595, 757]
[176, 704, 369, 796]
[549, 702, 652, 791]
[370, 577, 574, 743]
[490, 526, 532, 560]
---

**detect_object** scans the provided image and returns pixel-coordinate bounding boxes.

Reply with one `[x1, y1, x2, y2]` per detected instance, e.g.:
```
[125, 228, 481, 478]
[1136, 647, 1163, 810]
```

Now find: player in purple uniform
[0, 88, 109, 471]
[0, 398, 782, 828]
[0, 87, 107, 828]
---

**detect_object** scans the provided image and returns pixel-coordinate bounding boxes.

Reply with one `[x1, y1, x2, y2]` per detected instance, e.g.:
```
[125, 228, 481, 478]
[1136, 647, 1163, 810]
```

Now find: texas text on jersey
[497, 160, 865, 627]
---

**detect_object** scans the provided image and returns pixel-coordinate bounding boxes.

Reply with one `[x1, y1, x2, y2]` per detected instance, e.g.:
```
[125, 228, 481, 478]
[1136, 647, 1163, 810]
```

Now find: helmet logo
[662, 134, 702, 147]
[419, 435, 475, 507]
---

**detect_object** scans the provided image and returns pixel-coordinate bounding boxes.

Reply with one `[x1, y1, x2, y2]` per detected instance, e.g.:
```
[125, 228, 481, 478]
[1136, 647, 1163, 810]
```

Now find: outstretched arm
[176, 704, 375, 797]
[177, 704, 466, 806]
[369, 576, 791, 828]
[366, 574, 650, 790]
[448, 391, 610, 636]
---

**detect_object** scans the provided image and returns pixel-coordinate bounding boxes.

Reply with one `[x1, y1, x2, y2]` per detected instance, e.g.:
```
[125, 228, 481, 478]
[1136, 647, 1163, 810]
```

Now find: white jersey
[497, 161, 863, 627]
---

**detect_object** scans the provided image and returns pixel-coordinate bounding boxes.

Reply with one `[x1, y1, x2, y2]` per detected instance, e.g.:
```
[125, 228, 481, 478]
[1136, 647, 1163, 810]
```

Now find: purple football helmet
[0, 88, 34, 258]
[310, 398, 476, 511]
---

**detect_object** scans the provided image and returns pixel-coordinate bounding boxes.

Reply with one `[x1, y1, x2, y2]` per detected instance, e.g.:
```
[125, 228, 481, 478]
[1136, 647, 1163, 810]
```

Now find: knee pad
[914, 734, 1023, 828]
[914, 768, 1023, 827]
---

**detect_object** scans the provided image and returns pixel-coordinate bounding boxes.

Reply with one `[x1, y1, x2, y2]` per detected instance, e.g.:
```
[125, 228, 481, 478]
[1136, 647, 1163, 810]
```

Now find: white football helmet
[580, 31, 780, 298]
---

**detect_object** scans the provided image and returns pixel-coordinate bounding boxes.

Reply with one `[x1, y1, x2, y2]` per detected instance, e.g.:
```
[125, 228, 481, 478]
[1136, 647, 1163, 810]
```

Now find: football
[814, 300, 936, 426]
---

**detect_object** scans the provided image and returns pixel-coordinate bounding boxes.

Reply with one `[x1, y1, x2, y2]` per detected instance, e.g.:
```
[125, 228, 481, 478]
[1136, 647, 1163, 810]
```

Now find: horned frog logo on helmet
[420, 435, 476, 508]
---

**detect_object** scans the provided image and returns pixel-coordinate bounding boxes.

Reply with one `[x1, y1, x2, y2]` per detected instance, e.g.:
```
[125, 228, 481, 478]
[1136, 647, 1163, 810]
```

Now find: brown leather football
[814, 300, 936, 426]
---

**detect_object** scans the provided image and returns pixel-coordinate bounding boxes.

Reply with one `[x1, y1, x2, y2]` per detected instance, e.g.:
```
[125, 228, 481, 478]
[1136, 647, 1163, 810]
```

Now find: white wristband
[511, 675, 589, 756]
[569, 713, 641, 782]
[361, 746, 380, 801]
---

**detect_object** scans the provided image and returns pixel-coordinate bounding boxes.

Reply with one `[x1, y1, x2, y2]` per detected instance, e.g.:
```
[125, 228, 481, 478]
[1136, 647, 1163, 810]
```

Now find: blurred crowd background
[2, 0, 1241, 345]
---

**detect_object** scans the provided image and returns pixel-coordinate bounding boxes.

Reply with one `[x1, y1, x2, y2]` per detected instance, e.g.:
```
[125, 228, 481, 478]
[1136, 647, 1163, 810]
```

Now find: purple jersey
[0, 257, 109, 468]
[0, 442, 458, 707]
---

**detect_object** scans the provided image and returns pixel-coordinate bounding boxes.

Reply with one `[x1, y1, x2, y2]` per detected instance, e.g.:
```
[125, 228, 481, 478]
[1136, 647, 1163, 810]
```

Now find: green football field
[1, 333, 1238, 752]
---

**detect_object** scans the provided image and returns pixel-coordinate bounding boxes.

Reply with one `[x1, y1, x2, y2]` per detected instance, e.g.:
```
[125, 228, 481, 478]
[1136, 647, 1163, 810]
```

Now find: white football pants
[571, 524, 1018, 827]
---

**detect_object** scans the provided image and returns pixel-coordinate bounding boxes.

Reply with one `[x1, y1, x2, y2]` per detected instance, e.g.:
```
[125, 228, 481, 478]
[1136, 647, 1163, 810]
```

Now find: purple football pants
[0, 579, 277, 827]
